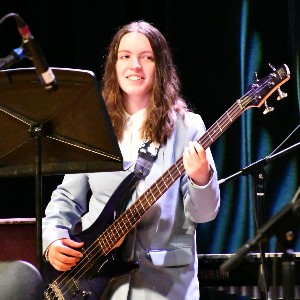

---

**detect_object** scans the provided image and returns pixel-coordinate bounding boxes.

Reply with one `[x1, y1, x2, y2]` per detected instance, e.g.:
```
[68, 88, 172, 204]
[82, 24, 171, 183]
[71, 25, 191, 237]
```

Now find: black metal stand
[218, 135, 300, 300]
[220, 186, 300, 299]
[281, 250, 296, 300]
[218, 141, 300, 186]
[0, 67, 124, 271]
[252, 170, 269, 300]
[33, 125, 43, 270]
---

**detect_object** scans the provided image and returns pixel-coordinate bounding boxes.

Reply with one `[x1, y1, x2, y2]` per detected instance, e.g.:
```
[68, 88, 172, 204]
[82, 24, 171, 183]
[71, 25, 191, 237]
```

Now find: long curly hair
[101, 21, 189, 144]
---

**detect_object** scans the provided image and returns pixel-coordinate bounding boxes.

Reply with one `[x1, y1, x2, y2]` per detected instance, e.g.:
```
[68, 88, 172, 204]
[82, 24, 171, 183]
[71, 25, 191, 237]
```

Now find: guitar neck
[97, 100, 244, 255]
[199, 100, 244, 149]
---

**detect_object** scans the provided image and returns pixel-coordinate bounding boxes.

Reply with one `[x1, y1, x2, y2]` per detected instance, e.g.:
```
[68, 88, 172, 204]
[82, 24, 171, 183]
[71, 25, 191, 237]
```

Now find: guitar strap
[115, 140, 160, 218]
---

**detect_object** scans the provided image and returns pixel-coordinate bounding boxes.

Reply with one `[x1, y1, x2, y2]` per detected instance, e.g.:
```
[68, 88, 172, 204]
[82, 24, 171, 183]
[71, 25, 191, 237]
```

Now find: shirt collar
[124, 108, 147, 129]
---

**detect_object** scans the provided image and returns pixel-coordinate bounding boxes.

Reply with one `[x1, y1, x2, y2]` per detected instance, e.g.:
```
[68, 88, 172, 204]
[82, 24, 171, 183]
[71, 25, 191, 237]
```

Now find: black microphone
[0, 47, 25, 70]
[16, 15, 57, 91]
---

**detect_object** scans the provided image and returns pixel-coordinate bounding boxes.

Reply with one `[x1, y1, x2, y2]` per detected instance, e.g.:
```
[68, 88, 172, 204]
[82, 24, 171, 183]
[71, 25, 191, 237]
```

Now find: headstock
[241, 64, 290, 113]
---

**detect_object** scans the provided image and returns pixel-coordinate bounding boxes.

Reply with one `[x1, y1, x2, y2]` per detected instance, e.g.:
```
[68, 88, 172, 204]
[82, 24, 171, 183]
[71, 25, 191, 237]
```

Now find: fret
[106, 225, 121, 247]
[207, 131, 214, 142]
[132, 204, 142, 218]
[167, 169, 175, 181]
[149, 188, 156, 201]
[216, 121, 223, 132]
[112, 223, 122, 239]
[96, 238, 104, 254]
[226, 110, 233, 122]
[144, 192, 153, 208]
[139, 199, 146, 211]
[161, 175, 170, 189]
[127, 206, 135, 219]
[175, 161, 182, 173]
[102, 237, 113, 253]
[155, 182, 163, 195]
[120, 217, 129, 232]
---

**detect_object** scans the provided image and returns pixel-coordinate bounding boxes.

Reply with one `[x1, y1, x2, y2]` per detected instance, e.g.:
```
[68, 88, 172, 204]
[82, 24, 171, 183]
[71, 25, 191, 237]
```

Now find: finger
[50, 250, 81, 271]
[49, 240, 83, 263]
[192, 141, 203, 154]
[188, 141, 197, 155]
[62, 238, 84, 249]
[56, 251, 82, 264]
[183, 150, 194, 173]
[190, 141, 206, 159]
[52, 258, 76, 271]
[186, 142, 200, 165]
[60, 239, 84, 258]
[60, 246, 83, 259]
[183, 146, 192, 167]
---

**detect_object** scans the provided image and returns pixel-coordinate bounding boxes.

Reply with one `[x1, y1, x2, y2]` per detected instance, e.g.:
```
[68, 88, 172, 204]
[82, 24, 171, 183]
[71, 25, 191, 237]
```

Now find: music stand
[0, 67, 124, 270]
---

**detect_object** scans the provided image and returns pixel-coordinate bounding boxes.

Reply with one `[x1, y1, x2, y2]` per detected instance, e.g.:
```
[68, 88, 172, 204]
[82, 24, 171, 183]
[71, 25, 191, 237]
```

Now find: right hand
[47, 238, 84, 271]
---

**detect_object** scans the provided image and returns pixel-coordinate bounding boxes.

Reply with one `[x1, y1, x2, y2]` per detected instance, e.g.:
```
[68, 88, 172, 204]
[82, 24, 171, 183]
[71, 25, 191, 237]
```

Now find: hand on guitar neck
[183, 141, 211, 186]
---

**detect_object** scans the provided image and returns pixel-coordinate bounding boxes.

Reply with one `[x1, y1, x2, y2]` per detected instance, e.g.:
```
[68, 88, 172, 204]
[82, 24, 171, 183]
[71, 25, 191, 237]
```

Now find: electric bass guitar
[43, 64, 290, 299]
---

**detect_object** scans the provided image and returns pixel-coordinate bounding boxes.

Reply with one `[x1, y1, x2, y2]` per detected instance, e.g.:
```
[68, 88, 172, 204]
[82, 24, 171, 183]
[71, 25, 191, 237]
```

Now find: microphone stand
[218, 141, 300, 186]
[220, 186, 300, 300]
[218, 142, 300, 300]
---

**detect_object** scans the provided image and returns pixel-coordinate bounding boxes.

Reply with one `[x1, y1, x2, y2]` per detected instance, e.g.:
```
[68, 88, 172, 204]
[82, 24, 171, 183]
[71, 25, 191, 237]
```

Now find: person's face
[116, 32, 155, 104]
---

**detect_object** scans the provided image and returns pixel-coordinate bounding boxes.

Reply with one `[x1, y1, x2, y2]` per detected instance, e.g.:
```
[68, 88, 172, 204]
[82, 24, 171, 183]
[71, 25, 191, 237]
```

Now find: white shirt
[119, 108, 147, 198]
[119, 108, 146, 170]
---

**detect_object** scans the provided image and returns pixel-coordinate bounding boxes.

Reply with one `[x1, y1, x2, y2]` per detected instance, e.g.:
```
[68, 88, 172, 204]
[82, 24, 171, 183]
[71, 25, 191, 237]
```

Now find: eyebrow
[117, 50, 154, 55]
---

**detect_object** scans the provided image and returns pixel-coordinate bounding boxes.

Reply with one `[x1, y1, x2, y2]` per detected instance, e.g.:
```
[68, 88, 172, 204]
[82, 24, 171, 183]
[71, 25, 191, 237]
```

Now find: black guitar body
[43, 256, 137, 299]
[42, 172, 139, 299]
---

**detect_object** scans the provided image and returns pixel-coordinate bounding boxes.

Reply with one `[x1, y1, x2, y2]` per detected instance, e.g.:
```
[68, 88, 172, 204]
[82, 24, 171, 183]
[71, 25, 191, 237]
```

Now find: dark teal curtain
[1, 0, 299, 267]
[197, 0, 300, 255]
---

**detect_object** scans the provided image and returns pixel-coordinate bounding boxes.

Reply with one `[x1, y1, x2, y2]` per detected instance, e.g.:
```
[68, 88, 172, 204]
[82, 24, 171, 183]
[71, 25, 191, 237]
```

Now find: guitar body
[42, 172, 139, 299]
[43, 257, 137, 299]
[43, 254, 138, 300]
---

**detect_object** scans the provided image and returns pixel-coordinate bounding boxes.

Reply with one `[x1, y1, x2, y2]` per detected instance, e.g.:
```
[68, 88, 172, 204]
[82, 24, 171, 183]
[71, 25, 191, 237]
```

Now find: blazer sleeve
[180, 112, 221, 223]
[42, 173, 90, 252]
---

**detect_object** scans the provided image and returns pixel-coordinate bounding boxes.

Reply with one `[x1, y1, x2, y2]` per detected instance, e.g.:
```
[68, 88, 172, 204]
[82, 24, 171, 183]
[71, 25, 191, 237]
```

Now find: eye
[143, 55, 154, 61]
[119, 54, 130, 60]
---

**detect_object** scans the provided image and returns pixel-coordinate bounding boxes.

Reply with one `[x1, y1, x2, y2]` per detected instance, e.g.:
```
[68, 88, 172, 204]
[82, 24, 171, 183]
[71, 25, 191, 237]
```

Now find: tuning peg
[269, 63, 276, 71]
[253, 72, 259, 82]
[263, 101, 274, 114]
[277, 88, 288, 100]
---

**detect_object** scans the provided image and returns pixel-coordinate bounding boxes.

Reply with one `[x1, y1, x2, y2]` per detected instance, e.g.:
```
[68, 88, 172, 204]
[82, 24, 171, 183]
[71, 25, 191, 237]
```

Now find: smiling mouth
[127, 75, 144, 80]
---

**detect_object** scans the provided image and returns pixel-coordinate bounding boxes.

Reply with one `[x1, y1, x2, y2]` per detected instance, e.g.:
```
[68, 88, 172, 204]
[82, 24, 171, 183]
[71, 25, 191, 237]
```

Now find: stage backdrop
[0, 0, 299, 257]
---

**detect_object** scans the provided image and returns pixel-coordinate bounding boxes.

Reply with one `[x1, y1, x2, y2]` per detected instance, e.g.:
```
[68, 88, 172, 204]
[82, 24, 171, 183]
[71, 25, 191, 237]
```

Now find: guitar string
[46, 75, 279, 297]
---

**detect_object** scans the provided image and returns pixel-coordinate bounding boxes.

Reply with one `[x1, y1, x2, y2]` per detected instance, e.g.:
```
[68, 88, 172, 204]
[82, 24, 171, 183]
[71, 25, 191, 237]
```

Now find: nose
[130, 57, 141, 70]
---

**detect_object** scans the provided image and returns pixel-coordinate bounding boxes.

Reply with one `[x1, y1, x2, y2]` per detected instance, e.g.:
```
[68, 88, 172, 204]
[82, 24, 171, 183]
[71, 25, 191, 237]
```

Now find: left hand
[183, 141, 211, 186]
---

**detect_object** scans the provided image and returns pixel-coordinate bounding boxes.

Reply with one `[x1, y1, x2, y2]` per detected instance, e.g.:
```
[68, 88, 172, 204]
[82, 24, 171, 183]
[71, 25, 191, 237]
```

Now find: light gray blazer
[42, 112, 220, 300]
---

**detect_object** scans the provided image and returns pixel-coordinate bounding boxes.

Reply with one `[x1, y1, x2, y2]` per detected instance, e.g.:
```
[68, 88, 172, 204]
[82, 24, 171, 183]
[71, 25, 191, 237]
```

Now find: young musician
[43, 20, 220, 299]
